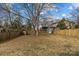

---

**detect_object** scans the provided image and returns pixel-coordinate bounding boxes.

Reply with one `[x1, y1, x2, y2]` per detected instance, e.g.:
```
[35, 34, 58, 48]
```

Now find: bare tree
[70, 6, 79, 24]
[0, 3, 57, 36]
[21, 3, 57, 36]
[0, 4, 25, 30]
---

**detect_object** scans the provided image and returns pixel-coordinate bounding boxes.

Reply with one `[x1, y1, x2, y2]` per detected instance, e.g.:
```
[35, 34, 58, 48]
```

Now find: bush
[57, 23, 66, 30]
[57, 18, 67, 30]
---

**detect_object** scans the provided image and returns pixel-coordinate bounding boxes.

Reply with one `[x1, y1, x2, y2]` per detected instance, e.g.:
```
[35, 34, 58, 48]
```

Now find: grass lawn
[0, 29, 79, 56]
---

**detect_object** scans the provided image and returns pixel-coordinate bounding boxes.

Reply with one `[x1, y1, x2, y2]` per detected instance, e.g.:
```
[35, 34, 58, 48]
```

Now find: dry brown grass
[0, 29, 79, 56]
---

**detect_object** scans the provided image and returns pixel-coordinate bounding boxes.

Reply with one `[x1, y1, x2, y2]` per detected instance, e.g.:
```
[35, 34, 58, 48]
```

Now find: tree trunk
[35, 29, 39, 36]
[32, 16, 39, 36]
[33, 25, 39, 36]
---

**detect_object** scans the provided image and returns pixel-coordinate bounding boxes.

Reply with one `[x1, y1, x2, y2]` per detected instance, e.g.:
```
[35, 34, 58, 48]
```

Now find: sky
[45, 3, 74, 20]
[50, 3, 79, 20]
[1, 3, 79, 24]
[10, 3, 79, 19]
[52, 3, 73, 18]
[36, 3, 79, 22]
[11, 3, 79, 24]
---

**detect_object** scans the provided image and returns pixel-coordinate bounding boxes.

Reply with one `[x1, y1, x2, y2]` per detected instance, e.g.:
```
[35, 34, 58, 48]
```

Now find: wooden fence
[54, 29, 79, 38]
[0, 31, 21, 42]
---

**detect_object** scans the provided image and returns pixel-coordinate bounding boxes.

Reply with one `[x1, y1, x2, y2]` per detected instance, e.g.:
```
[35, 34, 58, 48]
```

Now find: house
[41, 21, 58, 34]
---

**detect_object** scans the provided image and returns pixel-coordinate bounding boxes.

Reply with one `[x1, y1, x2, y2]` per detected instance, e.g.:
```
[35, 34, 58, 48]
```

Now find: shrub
[57, 22, 66, 30]
[57, 18, 67, 30]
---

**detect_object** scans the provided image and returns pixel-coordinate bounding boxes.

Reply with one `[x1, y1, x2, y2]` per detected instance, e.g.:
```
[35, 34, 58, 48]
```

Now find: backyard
[0, 3, 79, 56]
[0, 29, 79, 56]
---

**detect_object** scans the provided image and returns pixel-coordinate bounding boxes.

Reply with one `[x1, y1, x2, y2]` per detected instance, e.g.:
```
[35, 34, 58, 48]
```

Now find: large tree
[0, 3, 58, 36]
[20, 3, 57, 36]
